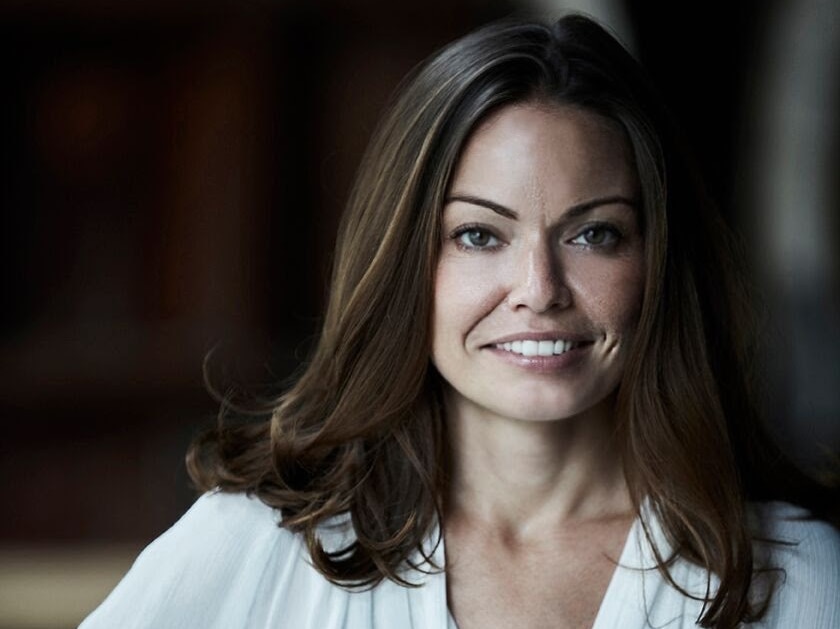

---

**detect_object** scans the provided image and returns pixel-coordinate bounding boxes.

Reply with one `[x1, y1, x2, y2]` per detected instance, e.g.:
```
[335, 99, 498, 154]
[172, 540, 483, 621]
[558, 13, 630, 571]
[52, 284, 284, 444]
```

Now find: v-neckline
[588, 515, 641, 628]
[436, 514, 642, 629]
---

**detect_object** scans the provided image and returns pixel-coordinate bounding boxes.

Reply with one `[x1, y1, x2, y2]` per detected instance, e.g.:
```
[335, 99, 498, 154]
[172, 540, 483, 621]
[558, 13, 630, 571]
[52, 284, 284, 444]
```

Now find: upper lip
[485, 331, 595, 345]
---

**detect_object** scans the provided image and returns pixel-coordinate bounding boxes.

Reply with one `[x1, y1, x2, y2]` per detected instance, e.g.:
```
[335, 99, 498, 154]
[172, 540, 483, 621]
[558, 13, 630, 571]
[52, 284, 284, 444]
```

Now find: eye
[569, 223, 621, 248]
[451, 226, 502, 251]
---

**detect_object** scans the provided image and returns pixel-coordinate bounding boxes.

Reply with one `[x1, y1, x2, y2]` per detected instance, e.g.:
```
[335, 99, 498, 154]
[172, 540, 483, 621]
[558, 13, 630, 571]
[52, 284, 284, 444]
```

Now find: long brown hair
[188, 14, 838, 627]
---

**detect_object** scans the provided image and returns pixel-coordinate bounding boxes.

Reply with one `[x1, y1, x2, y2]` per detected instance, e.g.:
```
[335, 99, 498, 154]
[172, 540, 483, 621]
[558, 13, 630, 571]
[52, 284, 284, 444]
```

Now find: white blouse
[80, 491, 840, 628]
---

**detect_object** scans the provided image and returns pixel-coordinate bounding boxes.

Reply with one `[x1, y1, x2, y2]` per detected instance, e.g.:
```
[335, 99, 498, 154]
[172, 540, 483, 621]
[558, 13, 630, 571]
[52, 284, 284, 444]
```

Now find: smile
[494, 339, 582, 357]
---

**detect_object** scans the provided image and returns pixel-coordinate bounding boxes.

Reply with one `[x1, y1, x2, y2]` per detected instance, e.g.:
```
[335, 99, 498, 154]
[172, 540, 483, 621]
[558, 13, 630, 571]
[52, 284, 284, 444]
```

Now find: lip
[484, 331, 595, 345]
[484, 339, 594, 372]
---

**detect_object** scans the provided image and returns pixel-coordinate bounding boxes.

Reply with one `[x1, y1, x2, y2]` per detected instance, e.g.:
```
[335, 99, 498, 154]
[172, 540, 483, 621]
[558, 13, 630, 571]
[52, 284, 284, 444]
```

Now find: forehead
[448, 103, 638, 213]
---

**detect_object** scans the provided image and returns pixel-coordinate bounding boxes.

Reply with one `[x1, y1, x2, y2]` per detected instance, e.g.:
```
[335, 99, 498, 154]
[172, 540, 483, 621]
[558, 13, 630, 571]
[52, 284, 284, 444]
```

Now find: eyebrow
[444, 193, 637, 220]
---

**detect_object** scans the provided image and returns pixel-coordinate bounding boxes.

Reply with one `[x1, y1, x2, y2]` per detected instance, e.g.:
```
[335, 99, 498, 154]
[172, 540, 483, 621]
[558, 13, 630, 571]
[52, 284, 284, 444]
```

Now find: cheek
[565, 255, 645, 331]
[432, 256, 505, 339]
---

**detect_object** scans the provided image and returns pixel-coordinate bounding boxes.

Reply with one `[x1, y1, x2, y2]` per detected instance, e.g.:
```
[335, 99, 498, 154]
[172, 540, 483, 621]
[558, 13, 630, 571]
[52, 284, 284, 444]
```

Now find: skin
[432, 102, 645, 629]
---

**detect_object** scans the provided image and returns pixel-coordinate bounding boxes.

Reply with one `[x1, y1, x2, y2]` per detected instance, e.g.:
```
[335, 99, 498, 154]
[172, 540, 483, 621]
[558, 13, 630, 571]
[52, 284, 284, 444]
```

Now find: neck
[444, 393, 631, 540]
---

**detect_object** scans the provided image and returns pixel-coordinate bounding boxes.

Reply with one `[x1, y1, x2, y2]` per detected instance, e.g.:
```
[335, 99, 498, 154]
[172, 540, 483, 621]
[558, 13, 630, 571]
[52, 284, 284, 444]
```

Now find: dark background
[0, 0, 837, 626]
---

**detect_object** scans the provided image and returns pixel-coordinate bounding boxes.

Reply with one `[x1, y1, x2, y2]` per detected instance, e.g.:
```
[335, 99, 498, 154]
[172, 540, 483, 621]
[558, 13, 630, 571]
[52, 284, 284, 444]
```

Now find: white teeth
[495, 339, 579, 356]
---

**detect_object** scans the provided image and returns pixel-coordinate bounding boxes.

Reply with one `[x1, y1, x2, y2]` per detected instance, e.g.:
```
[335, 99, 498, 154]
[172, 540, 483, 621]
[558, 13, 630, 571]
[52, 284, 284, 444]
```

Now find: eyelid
[448, 222, 505, 251]
[448, 220, 495, 235]
[567, 221, 623, 247]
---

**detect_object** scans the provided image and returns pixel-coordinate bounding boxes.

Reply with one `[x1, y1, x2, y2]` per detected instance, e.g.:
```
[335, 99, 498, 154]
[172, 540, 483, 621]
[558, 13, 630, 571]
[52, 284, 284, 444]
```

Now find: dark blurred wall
[0, 1, 512, 547]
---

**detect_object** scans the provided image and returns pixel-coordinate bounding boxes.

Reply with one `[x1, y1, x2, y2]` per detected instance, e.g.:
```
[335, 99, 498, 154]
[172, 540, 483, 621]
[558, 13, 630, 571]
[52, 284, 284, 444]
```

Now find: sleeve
[79, 491, 292, 629]
[759, 508, 840, 628]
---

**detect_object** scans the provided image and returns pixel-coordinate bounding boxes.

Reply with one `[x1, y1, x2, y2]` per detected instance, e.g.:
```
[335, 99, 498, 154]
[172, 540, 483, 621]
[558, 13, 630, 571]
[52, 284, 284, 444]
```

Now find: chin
[464, 385, 616, 424]
[498, 400, 604, 423]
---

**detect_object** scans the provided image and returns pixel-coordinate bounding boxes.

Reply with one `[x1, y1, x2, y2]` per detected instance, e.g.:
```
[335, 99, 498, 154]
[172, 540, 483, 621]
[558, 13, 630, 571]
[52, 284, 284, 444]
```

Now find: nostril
[506, 281, 572, 313]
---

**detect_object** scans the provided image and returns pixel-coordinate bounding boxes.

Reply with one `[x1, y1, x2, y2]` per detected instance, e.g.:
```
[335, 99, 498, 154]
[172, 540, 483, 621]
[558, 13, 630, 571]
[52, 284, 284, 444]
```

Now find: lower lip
[485, 342, 593, 372]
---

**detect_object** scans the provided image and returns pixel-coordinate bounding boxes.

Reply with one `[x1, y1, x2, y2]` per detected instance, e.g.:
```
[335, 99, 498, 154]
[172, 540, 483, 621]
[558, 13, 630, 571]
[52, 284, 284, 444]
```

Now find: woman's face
[432, 103, 645, 424]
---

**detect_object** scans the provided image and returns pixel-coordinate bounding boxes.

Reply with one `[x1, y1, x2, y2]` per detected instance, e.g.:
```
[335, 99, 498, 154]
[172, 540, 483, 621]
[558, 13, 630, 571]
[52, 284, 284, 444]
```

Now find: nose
[506, 240, 571, 313]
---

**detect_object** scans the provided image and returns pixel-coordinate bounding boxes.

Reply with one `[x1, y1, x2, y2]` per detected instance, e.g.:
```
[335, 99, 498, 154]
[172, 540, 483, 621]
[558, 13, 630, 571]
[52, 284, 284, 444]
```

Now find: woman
[81, 14, 840, 629]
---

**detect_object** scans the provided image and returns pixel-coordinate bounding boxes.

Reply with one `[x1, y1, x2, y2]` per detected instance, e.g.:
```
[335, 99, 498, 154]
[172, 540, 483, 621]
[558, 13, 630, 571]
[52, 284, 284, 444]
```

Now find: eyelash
[448, 221, 624, 252]
[450, 224, 503, 252]
[568, 222, 623, 249]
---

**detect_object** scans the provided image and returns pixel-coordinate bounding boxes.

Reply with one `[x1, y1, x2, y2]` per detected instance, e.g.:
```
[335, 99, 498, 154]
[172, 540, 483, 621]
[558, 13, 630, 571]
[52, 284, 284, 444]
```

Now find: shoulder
[750, 501, 840, 627]
[157, 489, 281, 536]
[80, 491, 307, 629]
[751, 501, 840, 569]
[124, 490, 293, 577]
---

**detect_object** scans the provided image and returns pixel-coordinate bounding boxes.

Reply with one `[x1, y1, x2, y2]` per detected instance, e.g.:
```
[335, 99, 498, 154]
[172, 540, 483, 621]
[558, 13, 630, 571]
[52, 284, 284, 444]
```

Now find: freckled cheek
[565, 258, 645, 332]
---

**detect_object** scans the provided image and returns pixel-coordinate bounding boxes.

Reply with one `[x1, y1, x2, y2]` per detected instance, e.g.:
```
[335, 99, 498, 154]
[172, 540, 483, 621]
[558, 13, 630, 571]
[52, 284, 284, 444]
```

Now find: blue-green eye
[570, 224, 621, 247]
[453, 227, 501, 250]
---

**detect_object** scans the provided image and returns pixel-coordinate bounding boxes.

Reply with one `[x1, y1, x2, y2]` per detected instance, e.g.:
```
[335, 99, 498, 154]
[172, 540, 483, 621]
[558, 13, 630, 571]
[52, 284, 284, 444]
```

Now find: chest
[444, 520, 631, 629]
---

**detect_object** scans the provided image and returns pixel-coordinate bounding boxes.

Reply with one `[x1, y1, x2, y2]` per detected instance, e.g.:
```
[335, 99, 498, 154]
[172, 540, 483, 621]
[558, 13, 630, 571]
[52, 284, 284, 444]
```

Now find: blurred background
[0, 0, 837, 626]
